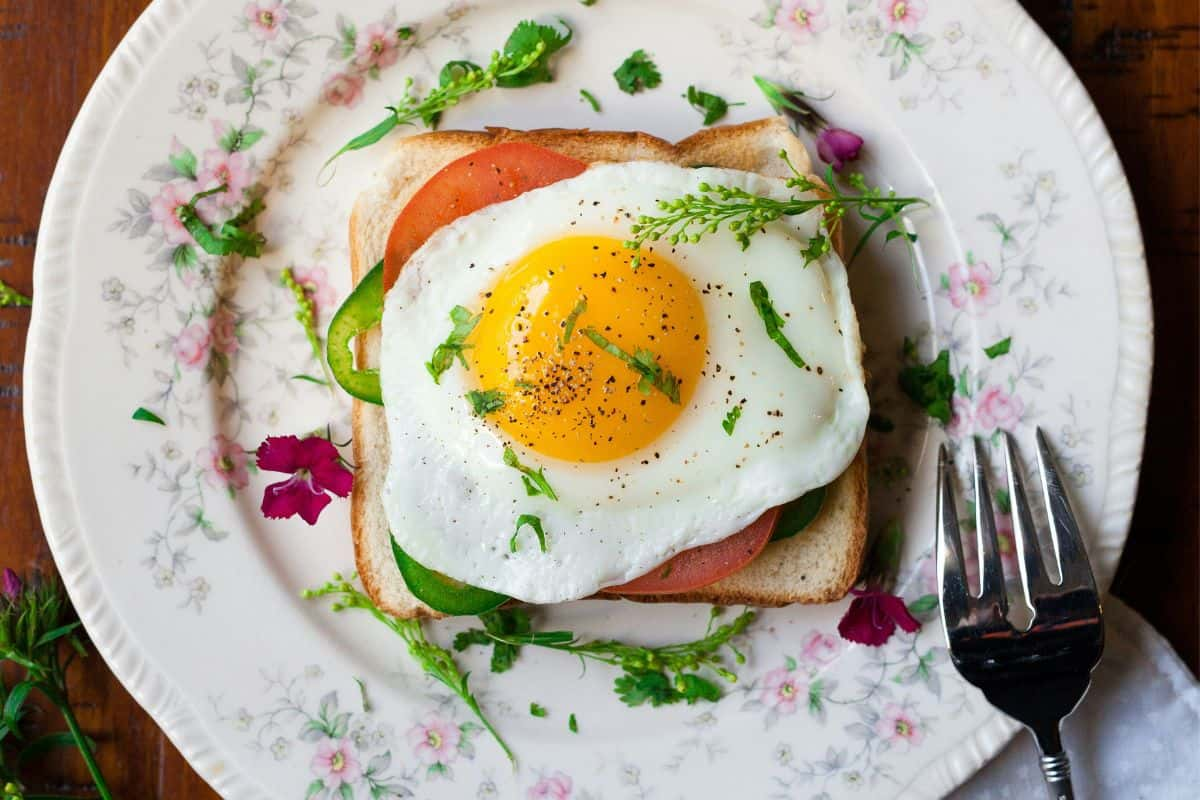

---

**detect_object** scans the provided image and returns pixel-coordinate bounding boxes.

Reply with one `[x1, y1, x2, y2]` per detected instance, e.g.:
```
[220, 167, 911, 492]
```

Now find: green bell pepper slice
[327, 260, 384, 404]
[391, 537, 510, 616]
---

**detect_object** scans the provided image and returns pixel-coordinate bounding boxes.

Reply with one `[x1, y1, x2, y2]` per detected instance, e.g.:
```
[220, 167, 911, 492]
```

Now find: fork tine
[1034, 428, 1098, 592]
[972, 439, 1008, 614]
[937, 444, 971, 629]
[1001, 431, 1055, 609]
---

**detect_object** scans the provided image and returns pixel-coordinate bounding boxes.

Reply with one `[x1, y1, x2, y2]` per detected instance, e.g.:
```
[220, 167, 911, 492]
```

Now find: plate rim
[23, 1, 1152, 798]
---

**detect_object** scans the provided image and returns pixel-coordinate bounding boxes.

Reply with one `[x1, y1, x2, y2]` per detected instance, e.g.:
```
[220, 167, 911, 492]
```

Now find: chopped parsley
[581, 327, 681, 403]
[899, 347, 955, 424]
[466, 389, 506, 416]
[497, 20, 573, 88]
[721, 405, 742, 435]
[453, 608, 531, 673]
[568, 713, 578, 732]
[579, 89, 601, 112]
[131, 407, 166, 426]
[510, 514, 548, 553]
[397, 26, 414, 40]
[685, 85, 743, 126]
[425, 305, 480, 383]
[748, 281, 807, 369]
[559, 297, 588, 350]
[176, 184, 266, 258]
[614, 49, 662, 94]
[503, 447, 559, 500]
[529, 702, 548, 718]
[984, 337, 1012, 359]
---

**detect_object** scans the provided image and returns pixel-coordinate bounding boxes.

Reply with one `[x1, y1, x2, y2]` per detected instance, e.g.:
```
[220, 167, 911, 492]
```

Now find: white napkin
[949, 595, 1200, 798]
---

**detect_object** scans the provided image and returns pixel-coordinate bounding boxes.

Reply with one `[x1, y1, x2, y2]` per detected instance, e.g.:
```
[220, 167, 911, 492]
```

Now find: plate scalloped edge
[22, 1, 1151, 798]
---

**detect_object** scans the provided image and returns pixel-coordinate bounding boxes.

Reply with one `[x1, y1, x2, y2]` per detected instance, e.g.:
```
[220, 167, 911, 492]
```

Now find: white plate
[26, 1, 1150, 798]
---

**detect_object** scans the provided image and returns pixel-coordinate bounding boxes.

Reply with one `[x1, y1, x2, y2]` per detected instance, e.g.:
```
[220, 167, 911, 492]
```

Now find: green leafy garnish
[614, 49, 662, 94]
[281, 267, 333, 386]
[579, 89, 601, 112]
[581, 327, 681, 403]
[131, 407, 166, 426]
[721, 405, 742, 435]
[426, 305, 481, 383]
[397, 26, 414, 40]
[304, 574, 514, 764]
[466, 389, 506, 416]
[685, 85, 743, 125]
[324, 20, 572, 170]
[529, 702, 548, 718]
[0, 278, 32, 307]
[984, 337, 1012, 359]
[568, 713, 578, 732]
[899, 347, 954, 424]
[503, 447, 558, 500]
[559, 297, 588, 350]
[748, 281, 807, 369]
[752, 75, 827, 132]
[177, 184, 266, 258]
[453, 608, 531, 674]
[510, 514, 548, 553]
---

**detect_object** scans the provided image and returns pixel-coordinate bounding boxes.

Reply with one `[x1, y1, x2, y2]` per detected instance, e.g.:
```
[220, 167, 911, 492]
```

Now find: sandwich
[338, 117, 869, 620]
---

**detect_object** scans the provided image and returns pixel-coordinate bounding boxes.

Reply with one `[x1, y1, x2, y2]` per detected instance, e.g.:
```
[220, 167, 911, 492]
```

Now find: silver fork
[937, 430, 1104, 800]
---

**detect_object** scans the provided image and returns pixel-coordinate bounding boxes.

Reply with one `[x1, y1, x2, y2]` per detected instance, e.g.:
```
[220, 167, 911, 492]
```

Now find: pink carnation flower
[209, 306, 239, 356]
[799, 630, 841, 665]
[528, 772, 573, 800]
[290, 266, 337, 319]
[310, 738, 362, 790]
[198, 434, 250, 493]
[879, 0, 927, 35]
[355, 22, 401, 71]
[173, 322, 211, 369]
[257, 435, 353, 525]
[150, 182, 198, 246]
[875, 703, 924, 746]
[244, 1, 288, 42]
[837, 587, 920, 647]
[947, 261, 1000, 316]
[760, 667, 806, 714]
[974, 385, 1024, 432]
[775, 0, 829, 43]
[407, 714, 462, 765]
[322, 72, 366, 109]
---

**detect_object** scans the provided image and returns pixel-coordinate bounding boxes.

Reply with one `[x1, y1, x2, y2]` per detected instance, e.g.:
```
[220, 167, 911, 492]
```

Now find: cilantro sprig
[899, 340, 954, 424]
[581, 327, 681, 404]
[325, 20, 571, 171]
[304, 574, 514, 764]
[502, 447, 558, 500]
[614, 49, 661, 94]
[466, 389, 506, 416]
[177, 184, 267, 258]
[426, 305, 481, 383]
[685, 85, 743, 126]
[748, 281, 807, 369]
[510, 514, 548, 553]
[452, 608, 531, 674]
[625, 150, 924, 268]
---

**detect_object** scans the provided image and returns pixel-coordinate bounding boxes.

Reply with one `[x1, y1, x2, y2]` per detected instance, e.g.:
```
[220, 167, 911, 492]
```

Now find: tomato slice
[383, 142, 588, 291]
[602, 508, 781, 595]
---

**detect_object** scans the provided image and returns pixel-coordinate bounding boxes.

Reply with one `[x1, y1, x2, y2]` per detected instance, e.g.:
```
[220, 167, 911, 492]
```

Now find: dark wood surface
[0, 1, 1195, 796]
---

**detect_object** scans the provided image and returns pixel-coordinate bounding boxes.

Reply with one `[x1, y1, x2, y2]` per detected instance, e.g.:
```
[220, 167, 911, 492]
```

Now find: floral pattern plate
[26, 1, 1150, 798]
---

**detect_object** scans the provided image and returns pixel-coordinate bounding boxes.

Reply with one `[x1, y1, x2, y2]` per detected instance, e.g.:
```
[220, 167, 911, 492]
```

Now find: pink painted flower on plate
[838, 587, 921, 647]
[775, 0, 829, 43]
[761, 667, 806, 715]
[291, 265, 337, 319]
[406, 714, 462, 765]
[244, 1, 288, 42]
[973, 385, 1024, 432]
[528, 772, 573, 800]
[816, 127, 865, 172]
[173, 322, 211, 369]
[198, 434, 250, 493]
[875, 703, 924, 746]
[257, 435, 353, 525]
[150, 182, 198, 246]
[799, 630, 841, 665]
[355, 22, 402, 72]
[322, 71, 366, 109]
[879, 0, 927, 35]
[310, 738, 362, 790]
[946, 260, 1000, 316]
[945, 395, 974, 438]
[209, 306, 240, 356]
[197, 148, 253, 212]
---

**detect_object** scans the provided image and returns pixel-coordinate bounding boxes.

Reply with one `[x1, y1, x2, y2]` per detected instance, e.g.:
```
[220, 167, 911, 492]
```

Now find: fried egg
[380, 162, 868, 603]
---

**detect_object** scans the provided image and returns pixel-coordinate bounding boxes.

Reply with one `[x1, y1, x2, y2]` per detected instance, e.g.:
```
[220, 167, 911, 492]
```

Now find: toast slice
[349, 118, 867, 619]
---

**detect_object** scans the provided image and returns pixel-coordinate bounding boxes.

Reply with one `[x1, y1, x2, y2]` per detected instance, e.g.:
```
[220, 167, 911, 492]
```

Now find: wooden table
[0, 1, 1195, 796]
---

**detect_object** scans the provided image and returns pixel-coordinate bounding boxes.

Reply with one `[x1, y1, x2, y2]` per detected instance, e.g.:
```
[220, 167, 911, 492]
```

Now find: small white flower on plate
[162, 441, 181, 460]
[233, 707, 253, 731]
[1037, 171, 1057, 193]
[1018, 297, 1038, 316]
[186, 100, 207, 120]
[620, 765, 640, 785]
[154, 567, 175, 588]
[270, 737, 290, 760]
[102, 278, 125, 302]
[944, 22, 964, 43]
[774, 743, 793, 765]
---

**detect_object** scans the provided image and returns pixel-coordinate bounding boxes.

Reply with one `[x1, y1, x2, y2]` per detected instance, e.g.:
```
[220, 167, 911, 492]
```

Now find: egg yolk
[470, 236, 708, 463]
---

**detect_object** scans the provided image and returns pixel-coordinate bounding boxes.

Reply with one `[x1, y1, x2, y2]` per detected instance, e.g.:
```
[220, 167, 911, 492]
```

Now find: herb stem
[43, 684, 114, 800]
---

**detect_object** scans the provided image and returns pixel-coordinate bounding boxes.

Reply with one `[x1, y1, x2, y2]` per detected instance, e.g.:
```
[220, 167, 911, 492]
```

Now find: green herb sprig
[581, 327, 681, 403]
[502, 447, 558, 500]
[721, 405, 742, 435]
[177, 184, 267, 258]
[510, 514, 548, 553]
[426, 305, 481, 384]
[614, 49, 661, 94]
[559, 297, 588, 351]
[466, 389, 506, 416]
[0, 279, 31, 308]
[685, 85, 744, 125]
[899, 341, 954, 424]
[748, 280, 807, 369]
[452, 608, 531, 674]
[281, 267, 335, 389]
[303, 574, 514, 764]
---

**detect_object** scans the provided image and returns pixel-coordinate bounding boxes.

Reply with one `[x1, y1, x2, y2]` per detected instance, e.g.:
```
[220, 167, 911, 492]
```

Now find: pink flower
[879, 0, 927, 35]
[528, 772, 573, 800]
[973, 385, 1024, 432]
[799, 631, 841, 665]
[257, 435, 353, 525]
[173, 323, 212, 369]
[875, 703, 924, 746]
[196, 148, 253, 212]
[290, 266, 337, 319]
[310, 738, 362, 790]
[209, 306, 239, 355]
[775, 0, 829, 43]
[150, 182, 198, 246]
[945, 395, 974, 438]
[2, 568, 22, 601]
[244, 2, 288, 42]
[760, 666, 806, 714]
[838, 587, 920, 646]
[355, 22, 401, 72]
[947, 261, 1000, 315]
[816, 127, 864, 172]
[322, 72, 366, 109]
[198, 434, 250, 493]
[406, 715, 461, 765]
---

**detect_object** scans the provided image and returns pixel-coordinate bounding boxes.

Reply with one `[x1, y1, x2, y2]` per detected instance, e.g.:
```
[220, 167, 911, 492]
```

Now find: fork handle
[1040, 751, 1075, 800]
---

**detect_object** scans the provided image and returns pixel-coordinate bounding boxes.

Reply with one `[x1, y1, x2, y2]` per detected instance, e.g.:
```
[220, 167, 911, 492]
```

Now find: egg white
[379, 162, 868, 603]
